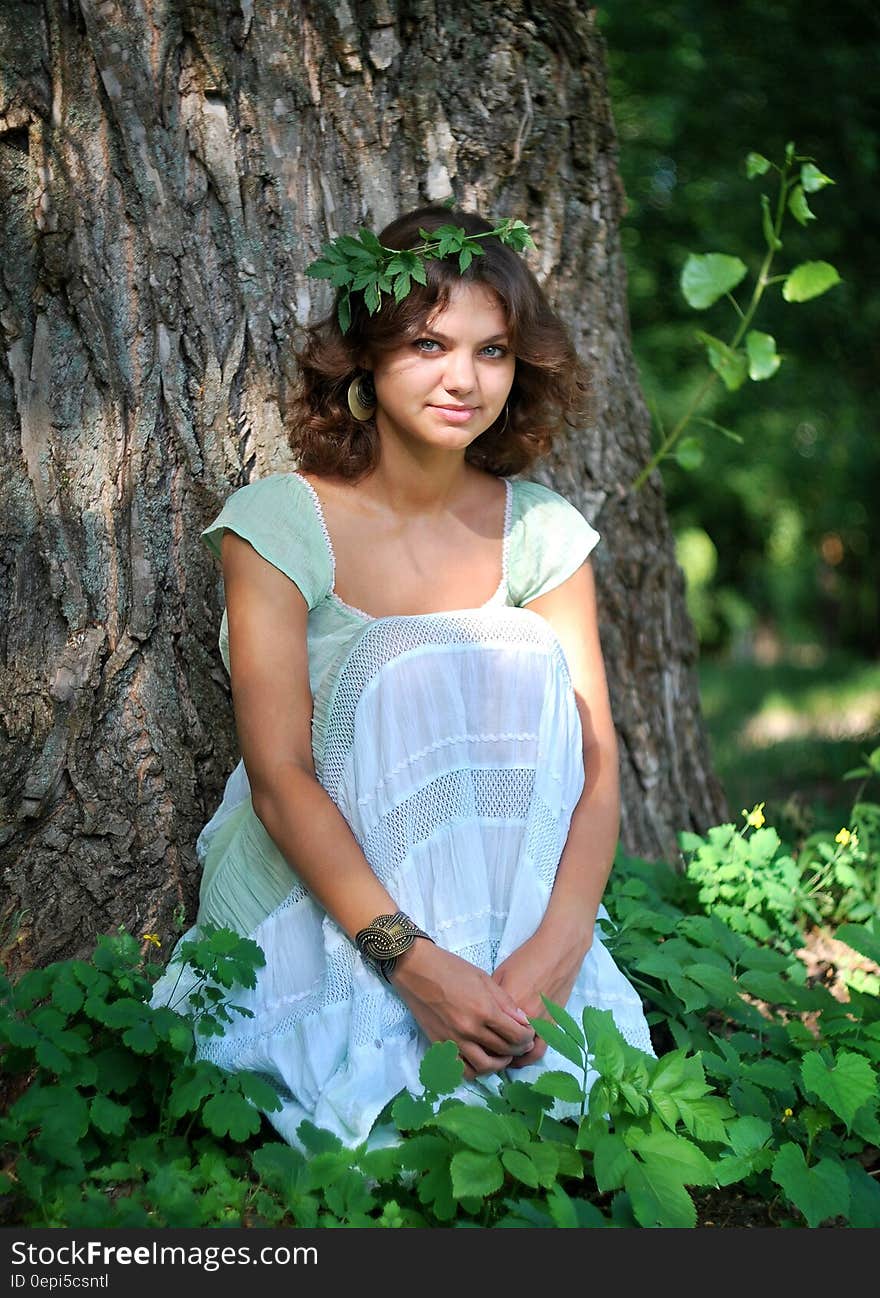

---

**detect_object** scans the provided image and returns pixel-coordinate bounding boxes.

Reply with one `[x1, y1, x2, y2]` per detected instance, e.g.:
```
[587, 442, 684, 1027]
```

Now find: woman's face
[368, 281, 516, 455]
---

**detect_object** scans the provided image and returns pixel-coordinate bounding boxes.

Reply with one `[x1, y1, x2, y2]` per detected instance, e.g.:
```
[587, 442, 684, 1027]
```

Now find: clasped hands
[390, 926, 592, 1082]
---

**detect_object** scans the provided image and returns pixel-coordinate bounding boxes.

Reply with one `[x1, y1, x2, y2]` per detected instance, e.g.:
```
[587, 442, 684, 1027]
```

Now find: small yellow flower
[741, 801, 766, 829]
[142, 932, 161, 948]
[835, 827, 852, 847]
[782, 1107, 793, 1122]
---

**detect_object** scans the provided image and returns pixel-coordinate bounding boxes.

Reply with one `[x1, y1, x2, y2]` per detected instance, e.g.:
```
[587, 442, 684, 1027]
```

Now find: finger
[507, 1039, 548, 1068]
[490, 983, 534, 1027]
[460, 1043, 515, 1078]
[484, 1003, 538, 1048]
[478, 1023, 535, 1057]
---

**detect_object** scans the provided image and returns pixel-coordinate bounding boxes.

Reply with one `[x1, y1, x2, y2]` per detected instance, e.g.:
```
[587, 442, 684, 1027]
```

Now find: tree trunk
[0, 0, 728, 972]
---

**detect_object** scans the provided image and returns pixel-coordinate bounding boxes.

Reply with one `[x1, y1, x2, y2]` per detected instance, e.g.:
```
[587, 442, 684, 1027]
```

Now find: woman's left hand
[490, 925, 593, 1069]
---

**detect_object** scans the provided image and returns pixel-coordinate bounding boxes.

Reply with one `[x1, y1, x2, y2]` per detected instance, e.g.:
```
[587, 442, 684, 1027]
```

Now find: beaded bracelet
[355, 911, 434, 982]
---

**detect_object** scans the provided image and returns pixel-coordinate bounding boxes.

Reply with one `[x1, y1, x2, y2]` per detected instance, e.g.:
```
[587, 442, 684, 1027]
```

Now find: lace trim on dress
[290, 471, 513, 621]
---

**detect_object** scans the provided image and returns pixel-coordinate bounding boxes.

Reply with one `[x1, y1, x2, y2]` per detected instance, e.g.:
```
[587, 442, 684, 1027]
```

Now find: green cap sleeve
[508, 478, 601, 606]
[200, 473, 332, 610]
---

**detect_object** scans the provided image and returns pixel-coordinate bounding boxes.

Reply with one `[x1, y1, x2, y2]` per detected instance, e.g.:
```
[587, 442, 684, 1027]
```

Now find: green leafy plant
[305, 213, 536, 333]
[3, 759, 877, 1228]
[0, 926, 281, 1226]
[632, 141, 841, 490]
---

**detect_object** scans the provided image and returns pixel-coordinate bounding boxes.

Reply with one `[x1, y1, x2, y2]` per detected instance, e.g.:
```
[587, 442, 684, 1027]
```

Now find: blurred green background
[597, 1, 880, 835]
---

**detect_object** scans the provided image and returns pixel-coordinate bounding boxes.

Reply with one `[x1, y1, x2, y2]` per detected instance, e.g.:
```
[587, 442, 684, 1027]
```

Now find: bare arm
[220, 529, 535, 1075]
[526, 556, 620, 951]
[491, 558, 620, 1063]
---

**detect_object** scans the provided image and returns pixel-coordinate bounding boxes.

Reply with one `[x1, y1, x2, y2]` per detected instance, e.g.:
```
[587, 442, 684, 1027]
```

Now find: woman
[151, 205, 653, 1150]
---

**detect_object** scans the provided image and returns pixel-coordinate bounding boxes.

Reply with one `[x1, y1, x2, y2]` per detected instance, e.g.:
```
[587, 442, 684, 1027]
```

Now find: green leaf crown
[305, 216, 536, 334]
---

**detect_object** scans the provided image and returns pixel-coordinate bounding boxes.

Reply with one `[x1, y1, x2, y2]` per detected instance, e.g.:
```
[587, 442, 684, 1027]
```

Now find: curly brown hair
[285, 205, 592, 480]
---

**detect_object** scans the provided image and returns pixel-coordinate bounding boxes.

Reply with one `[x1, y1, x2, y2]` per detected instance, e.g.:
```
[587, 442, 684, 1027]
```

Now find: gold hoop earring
[347, 372, 376, 421]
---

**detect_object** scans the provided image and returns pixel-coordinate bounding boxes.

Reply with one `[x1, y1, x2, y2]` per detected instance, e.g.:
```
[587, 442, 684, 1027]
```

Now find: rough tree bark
[0, 0, 728, 971]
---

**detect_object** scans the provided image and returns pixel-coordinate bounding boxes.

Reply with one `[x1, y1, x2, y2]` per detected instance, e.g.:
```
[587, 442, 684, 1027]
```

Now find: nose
[442, 348, 477, 396]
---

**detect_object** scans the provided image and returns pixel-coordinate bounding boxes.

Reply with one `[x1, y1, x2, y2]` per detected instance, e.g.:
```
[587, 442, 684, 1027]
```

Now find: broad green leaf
[675, 437, 703, 470]
[801, 1051, 875, 1130]
[743, 1059, 797, 1095]
[168, 1067, 217, 1117]
[337, 293, 351, 334]
[420, 1040, 464, 1096]
[738, 970, 798, 1005]
[852, 1103, 880, 1145]
[619, 1081, 650, 1116]
[745, 151, 771, 178]
[771, 1143, 849, 1228]
[364, 282, 380, 314]
[686, 963, 739, 1002]
[531, 1017, 584, 1069]
[34, 1039, 73, 1074]
[297, 1121, 344, 1156]
[716, 1154, 754, 1185]
[625, 1160, 697, 1228]
[501, 1148, 540, 1189]
[238, 1071, 283, 1113]
[1, 1018, 39, 1049]
[649, 1050, 688, 1093]
[677, 1096, 732, 1144]
[666, 973, 712, 1013]
[545, 1184, 579, 1228]
[398, 1138, 452, 1220]
[835, 923, 880, 966]
[531, 1069, 584, 1104]
[746, 330, 782, 380]
[252, 1142, 307, 1191]
[782, 260, 841, 302]
[846, 1159, 880, 1227]
[449, 1149, 503, 1198]
[122, 1019, 157, 1054]
[50, 976, 84, 1015]
[90, 1094, 131, 1137]
[582, 1007, 630, 1079]
[357, 226, 383, 254]
[694, 331, 748, 392]
[787, 184, 816, 226]
[800, 162, 834, 192]
[202, 1091, 262, 1142]
[543, 995, 585, 1047]
[593, 1132, 633, 1192]
[528, 1141, 562, 1186]
[649, 1089, 680, 1130]
[634, 1131, 716, 1186]
[392, 1090, 434, 1131]
[431, 1105, 508, 1154]
[681, 253, 748, 309]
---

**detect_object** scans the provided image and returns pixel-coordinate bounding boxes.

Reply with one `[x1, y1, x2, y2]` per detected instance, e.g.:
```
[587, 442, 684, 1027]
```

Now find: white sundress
[149, 471, 654, 1151]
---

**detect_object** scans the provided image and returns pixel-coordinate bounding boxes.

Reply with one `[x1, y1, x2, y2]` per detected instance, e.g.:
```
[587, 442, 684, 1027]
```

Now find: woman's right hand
[389, 939, 536, 1080]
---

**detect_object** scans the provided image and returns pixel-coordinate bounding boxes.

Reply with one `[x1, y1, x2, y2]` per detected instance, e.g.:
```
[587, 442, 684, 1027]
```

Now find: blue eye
[481, 345, 508, 358]
[415, 338, 441, 352]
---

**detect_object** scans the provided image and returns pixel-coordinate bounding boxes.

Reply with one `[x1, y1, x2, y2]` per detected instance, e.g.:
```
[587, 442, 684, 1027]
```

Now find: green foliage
[0, 927, 278, 1226]
[597, 3, 877, 660]
[3, 765, 878, 1228]
[633, 142, 840, 491]
[305, 217, 536, 333]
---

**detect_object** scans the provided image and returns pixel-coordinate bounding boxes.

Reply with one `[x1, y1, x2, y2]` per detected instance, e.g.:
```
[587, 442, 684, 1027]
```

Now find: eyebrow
[421, 329, 510, 345]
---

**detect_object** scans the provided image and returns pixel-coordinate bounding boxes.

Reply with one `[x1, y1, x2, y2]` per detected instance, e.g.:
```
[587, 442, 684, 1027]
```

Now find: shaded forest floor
[699, 648, 880, 832]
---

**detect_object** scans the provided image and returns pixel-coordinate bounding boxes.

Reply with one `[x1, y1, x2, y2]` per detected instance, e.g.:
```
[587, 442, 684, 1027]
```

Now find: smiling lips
[429, 404, 477, 422]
